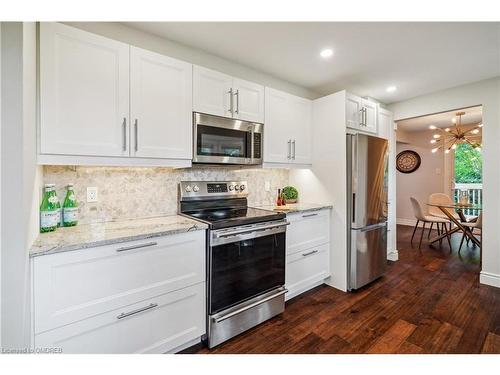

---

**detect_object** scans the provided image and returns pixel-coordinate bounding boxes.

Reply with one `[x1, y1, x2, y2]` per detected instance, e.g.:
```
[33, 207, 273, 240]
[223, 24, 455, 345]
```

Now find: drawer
[286, 209, 330, 255]
[33, 230, 205, 334]
[286, 243, 330, 298]
[34, 282, 206, 354]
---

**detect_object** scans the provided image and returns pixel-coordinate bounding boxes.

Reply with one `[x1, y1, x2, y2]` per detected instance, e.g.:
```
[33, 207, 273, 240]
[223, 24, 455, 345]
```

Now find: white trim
[167, 336, 202, 354]
[480, 271, 500, 288]
[262, 161, 312, 169]
[37, 154, 192, 168]
[387, 250, 399, 261]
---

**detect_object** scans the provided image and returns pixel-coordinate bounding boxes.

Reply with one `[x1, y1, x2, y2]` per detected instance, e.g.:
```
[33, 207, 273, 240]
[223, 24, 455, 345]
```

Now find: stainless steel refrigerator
[347, 133, 389, 290]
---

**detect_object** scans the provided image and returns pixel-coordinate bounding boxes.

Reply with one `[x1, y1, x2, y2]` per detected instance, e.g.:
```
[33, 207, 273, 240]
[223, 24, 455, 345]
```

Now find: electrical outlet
[87, 187, 98, 203]
[265, 181, 271, 192]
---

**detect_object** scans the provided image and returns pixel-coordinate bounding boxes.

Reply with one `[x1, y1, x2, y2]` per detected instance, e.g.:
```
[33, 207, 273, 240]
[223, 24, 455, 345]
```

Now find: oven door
[208, 220, 287, 314]
[193, 112, 262, 165]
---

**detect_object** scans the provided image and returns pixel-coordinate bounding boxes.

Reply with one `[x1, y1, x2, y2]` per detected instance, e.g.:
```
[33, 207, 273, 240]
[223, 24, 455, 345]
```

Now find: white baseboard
[480, 271, 500, 288]
[387, 250, 399, 261]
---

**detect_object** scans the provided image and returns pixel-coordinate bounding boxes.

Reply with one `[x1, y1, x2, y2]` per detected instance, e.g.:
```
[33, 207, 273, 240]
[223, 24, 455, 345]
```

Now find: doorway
[394, 105, 483, 264]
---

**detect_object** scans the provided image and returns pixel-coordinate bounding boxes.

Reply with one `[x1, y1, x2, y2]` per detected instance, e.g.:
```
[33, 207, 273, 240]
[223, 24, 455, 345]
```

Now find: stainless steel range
[179, 181, 288, 348]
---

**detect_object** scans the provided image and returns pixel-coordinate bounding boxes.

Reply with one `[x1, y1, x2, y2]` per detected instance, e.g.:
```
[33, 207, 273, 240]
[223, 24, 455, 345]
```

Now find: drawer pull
[116, 241, 158, 252]
[117, 303, 158, 319]
[302, 249, 319, 257]
[302, 213, 318, 218]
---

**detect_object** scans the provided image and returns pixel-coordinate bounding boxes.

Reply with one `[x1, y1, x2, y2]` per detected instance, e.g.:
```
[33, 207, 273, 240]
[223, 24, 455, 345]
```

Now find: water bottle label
[40, 211, 58, 228]
[63, 207, 78, 223]
[48, 196, 58, 204]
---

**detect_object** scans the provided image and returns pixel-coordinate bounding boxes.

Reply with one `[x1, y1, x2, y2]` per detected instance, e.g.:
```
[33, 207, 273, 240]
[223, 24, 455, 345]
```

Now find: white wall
[388, 77, 500, 288]
[396, 131, 445, 223]
[64, 22, 319, 100]
[289, 91, 348, 291]
[0, 22, 38, 349]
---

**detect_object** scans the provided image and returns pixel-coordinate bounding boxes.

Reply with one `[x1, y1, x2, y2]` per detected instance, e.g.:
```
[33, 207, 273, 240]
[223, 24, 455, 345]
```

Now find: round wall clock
[396, 150, 421, 173]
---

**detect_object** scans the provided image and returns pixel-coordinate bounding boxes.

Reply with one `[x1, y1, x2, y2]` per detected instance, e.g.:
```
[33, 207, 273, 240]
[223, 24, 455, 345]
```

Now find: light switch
[265, 181, 271, 192]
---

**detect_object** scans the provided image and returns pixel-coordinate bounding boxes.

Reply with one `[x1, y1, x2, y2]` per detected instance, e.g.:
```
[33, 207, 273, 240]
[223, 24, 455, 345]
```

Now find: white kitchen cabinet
[130, 46, 192, 160]
[35, 283, 205, 354]
[39, 22, 130, 157]
[264, 87, 312, 166]
[378, 108, 397, 260]
[285, 208, 331, 299]
[38, 23, 192, 168]
[193, 66, 233, 118]
[345, 92, 378, 134]
[32, 230, 206, 353]
[232, 78, 265, 123]
[193, 66, 265, 123]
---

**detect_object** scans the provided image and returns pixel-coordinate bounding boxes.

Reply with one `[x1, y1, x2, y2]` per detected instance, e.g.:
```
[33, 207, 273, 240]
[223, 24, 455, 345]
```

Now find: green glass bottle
[63, 183, 78, 227]
[40, 184, 58, 233]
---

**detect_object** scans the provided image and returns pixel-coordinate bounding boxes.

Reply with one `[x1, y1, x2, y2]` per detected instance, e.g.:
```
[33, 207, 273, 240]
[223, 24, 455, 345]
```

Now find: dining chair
[459, 212, 482, 254]
[410, 197, 450, 250]
[428, 193, 460, 235]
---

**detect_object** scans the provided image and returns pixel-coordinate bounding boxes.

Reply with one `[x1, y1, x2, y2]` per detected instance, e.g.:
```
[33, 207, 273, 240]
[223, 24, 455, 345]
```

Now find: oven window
[210, 232, 285, 314]
[197, 125, 250, 158]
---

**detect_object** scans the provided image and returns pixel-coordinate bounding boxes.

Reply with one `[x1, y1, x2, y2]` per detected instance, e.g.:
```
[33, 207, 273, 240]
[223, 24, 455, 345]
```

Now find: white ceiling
[124, 22, 500, 103]
[397, 105, 483, 132]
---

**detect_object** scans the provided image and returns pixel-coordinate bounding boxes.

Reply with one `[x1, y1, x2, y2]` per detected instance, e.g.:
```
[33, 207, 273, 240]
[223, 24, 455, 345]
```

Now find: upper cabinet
[346, 92, 378, 134]
[264, 87, 312, 166]
[39, 22, 130, 158]
[377, 107, 393, 140]
[130, 46, 192, 160]
[39, 23, 193, 167]
[193, 66, 265, 123]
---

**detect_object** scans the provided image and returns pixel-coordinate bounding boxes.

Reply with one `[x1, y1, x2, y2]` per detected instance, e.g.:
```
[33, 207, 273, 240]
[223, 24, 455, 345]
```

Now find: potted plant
[282, 186, 298, 204]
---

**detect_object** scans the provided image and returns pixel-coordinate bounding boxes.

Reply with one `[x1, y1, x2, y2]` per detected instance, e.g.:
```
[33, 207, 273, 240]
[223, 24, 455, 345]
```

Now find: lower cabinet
[285, 209, 331, 300]
[31, 230, 206, 354]
[34, 283, 205, 354]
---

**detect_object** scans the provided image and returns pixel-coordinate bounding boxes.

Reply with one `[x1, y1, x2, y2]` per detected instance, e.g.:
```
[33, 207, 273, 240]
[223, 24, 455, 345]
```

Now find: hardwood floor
[183, 224, 500, 354]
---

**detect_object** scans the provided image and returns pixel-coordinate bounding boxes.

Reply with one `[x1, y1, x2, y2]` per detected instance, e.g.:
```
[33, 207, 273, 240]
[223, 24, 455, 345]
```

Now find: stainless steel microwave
[193, 112, 263, 165]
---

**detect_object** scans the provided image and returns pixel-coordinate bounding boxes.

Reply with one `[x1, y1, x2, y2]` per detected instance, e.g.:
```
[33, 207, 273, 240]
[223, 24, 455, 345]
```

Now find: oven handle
[214, 221, 289, 238]
[213, 288, 288, 323]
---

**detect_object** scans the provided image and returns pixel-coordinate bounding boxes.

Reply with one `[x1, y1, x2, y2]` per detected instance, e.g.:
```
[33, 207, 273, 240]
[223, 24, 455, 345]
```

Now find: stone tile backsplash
[43, 166, 289, 224]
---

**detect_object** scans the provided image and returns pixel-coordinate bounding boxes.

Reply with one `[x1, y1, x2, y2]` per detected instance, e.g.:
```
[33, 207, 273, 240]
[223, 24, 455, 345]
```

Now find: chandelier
[430, 111, 482, 154]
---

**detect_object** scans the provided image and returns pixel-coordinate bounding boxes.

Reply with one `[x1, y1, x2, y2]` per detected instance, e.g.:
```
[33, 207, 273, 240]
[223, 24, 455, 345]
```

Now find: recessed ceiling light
[386, 86, 397, 93]
[320, 48, 333, 58]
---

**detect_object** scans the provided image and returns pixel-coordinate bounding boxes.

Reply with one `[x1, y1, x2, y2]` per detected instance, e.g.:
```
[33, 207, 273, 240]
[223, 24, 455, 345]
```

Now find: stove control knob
[185, 185, 192, 192]
[239, 184, 246, 191]
[234, 185, 240, 191]
[228, 185, 234, 191]
[193, 185, 200, 192]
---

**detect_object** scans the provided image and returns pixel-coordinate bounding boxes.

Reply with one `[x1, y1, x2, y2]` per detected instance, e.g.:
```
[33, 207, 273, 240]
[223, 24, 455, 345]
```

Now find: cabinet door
[362, 99, 378, 134]
[264, 87, 292, 163]
[193, 65, 233, 118]
[346, 92, 362, 130]
[377, 107, 392, 140]
[130, 47, 192, 159]
[290, 96, 312, 164]
[39, 23, 130, 157]
[232, 78, 265, 123]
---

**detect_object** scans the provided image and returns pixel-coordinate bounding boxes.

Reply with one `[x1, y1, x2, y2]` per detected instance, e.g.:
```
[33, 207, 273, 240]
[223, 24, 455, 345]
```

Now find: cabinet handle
[302, 213, 318, 218]
[287, 139, 292, 159]
[234, 89, 240, 114]
[228, 88, 234, 115]
[292, 140, 296, 160]
[302, 249, 319, 257]
[363, 107, 367, 126]
[116, 241, 157, 252]
[122, 118, 127, 152]
[117, 303, 158, 320]
[134, 119, 138, 152]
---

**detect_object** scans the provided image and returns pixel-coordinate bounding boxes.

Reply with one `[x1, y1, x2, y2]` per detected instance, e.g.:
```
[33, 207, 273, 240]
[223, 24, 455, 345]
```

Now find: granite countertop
[254, 203, 333, 214]
[30, 215, 208, 257]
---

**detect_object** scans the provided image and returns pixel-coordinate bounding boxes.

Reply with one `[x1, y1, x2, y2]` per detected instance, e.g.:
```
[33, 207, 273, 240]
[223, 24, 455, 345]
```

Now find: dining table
[427, 202, 482, 249]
